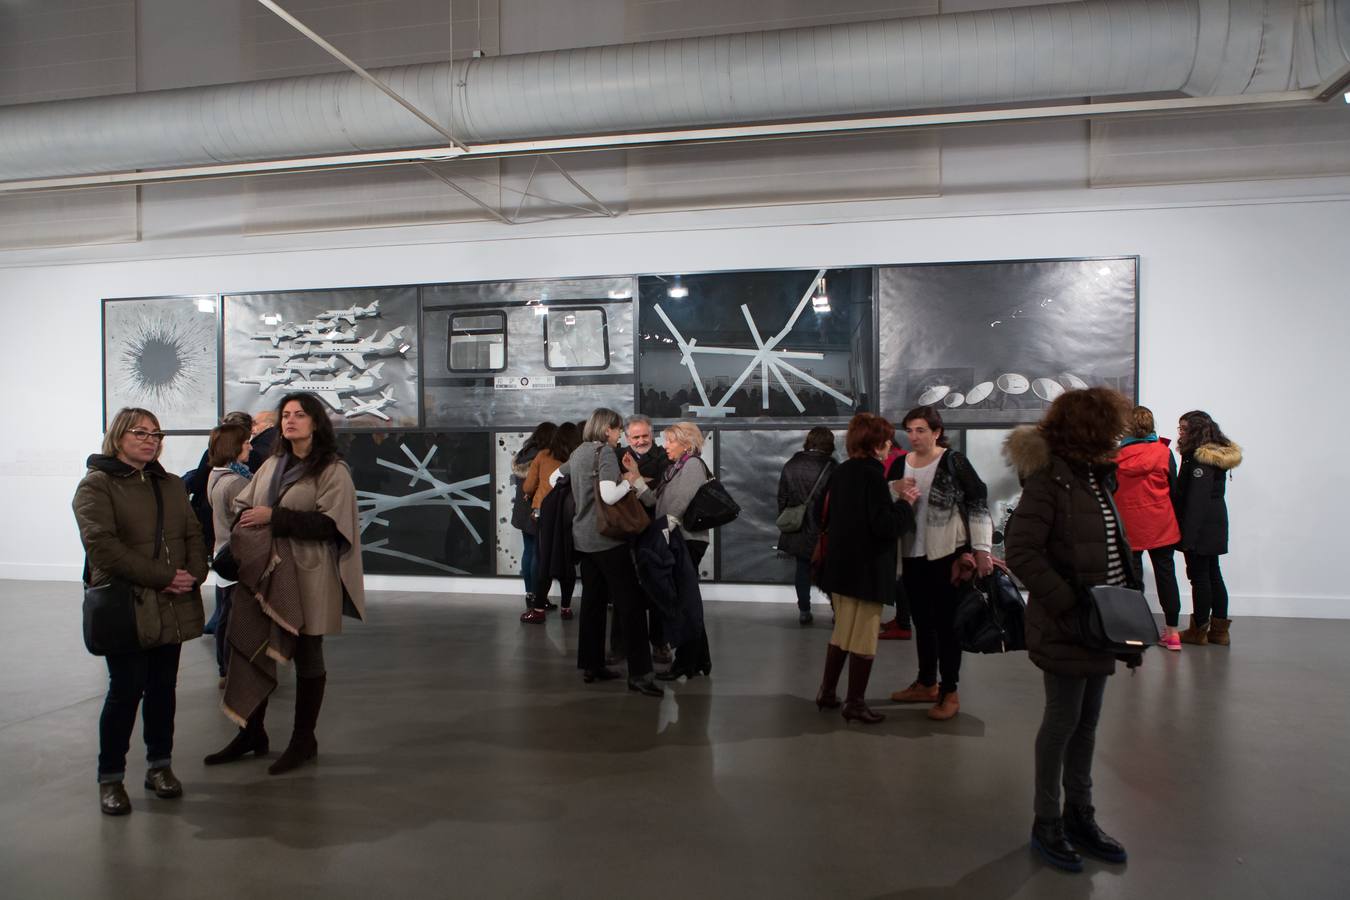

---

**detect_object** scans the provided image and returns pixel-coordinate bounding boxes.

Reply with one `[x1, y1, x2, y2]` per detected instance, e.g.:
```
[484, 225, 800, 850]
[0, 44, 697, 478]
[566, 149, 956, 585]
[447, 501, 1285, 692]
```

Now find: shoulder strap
[804, 459, 831, 504]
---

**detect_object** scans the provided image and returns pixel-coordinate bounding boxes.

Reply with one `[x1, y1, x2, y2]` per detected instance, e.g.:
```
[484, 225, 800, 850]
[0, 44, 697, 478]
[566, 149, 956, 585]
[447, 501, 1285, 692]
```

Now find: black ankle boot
[1064, 803, 1127, 863]
[203, 702, 268, 765]
[1031, 816, 1083, 872]
[269, 675, 325, 776]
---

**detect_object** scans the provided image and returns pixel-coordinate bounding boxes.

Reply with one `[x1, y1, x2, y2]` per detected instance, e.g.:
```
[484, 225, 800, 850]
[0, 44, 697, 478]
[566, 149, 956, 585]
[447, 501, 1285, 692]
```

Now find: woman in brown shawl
[204, 391, 365, 775]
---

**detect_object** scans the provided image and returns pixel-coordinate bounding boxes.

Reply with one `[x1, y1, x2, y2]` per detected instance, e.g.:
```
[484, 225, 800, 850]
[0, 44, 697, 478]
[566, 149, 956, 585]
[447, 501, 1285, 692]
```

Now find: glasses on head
[128, 428, 166, 443]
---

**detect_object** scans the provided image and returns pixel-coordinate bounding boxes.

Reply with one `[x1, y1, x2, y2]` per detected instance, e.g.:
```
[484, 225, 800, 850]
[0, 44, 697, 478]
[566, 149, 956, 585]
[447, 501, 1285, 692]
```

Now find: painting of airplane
[284, 326, 410, 369]
[248, 323, 301, 347]
[306, 362, 385, 411]
[292, 326, 358, 344]
[277, 358, 340, 379]
[238, 368, 296, 394]
[343, 387, 397, 421]
[317, 300, 380, 325]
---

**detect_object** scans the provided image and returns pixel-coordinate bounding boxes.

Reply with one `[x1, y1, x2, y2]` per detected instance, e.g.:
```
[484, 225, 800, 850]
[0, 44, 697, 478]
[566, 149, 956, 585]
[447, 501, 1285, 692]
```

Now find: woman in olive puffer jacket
[73, 407, 207, 817]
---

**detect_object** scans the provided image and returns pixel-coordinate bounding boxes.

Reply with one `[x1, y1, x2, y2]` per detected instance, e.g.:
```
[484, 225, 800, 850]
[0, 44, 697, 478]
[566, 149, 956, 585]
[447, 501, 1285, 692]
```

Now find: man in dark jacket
[614, 414, 670, 660]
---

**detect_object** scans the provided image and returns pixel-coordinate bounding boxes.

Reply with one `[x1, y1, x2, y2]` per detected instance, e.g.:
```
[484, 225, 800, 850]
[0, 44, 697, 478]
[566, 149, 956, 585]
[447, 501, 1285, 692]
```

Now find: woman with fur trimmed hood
[1173, 411, 1242, 646]
[1002, 387, 1136, 874]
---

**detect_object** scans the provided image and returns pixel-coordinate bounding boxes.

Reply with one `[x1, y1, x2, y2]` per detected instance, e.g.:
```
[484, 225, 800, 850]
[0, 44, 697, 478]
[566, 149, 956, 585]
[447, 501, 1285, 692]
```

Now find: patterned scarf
[660, 450, 699, 492]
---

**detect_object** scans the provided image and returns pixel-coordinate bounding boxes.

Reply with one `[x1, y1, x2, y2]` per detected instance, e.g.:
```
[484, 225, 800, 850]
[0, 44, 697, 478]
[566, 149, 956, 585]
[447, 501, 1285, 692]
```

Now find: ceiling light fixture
[667, 277, 689, 299]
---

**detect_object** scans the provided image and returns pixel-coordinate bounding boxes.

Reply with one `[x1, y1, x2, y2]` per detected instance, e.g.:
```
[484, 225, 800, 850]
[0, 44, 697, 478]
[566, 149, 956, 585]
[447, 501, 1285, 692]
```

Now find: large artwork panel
[103, 296, 219, 431]
[223, 287, 419, 429]
[878, 258, 1137, 425]
[494, 431, 529, 578]
[422, 278, 636, 429]
[638, 267, 873, 424]
[340, 431, 492, 576]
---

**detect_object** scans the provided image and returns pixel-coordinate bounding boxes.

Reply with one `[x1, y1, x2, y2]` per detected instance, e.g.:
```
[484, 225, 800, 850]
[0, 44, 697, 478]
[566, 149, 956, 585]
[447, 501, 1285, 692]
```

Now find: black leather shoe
[100, 782, 131, 816]
[627, 675, 664, 697]
[144, 766, 183, 799]
[582, 667, 621, 684]
[799, 610, 813, 625]
[1031, 816, 1084, 872]
[1064, 804, 1128, 863]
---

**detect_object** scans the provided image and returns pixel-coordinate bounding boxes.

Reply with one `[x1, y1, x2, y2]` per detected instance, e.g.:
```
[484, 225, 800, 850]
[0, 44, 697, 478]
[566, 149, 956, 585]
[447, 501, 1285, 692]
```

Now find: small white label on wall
[493, 375, 557, 390]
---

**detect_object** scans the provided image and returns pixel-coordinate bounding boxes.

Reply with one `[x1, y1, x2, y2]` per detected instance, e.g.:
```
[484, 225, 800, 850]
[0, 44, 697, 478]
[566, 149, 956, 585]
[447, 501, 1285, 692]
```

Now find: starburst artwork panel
[103, 296, 220, 431]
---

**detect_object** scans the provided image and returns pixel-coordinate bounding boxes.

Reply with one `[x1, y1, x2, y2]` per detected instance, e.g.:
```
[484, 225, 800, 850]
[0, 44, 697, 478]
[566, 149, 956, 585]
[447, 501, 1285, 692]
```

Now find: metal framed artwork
[878, 257, 1138, 425]
[102, 295, 220, 431]
[222, 286, 420, 429]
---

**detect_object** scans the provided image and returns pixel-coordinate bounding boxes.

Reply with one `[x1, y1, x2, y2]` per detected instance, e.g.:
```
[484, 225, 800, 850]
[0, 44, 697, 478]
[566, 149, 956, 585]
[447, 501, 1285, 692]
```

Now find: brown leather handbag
[592, 446, 649, 539]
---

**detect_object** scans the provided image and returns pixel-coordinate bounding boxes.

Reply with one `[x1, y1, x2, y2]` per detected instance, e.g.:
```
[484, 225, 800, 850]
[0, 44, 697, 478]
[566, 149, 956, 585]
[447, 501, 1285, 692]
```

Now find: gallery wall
[1, 195, 1346, 616]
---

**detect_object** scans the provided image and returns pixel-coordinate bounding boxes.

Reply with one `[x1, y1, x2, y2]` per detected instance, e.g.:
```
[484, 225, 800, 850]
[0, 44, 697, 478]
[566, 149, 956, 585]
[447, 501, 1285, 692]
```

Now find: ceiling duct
[0, 0, 1346, 182]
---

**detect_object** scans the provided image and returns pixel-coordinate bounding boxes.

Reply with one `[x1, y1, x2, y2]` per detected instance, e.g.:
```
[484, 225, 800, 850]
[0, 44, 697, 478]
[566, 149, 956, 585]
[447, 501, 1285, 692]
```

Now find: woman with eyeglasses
[73, 408, 207, 816]
[204, 391, 366, 776]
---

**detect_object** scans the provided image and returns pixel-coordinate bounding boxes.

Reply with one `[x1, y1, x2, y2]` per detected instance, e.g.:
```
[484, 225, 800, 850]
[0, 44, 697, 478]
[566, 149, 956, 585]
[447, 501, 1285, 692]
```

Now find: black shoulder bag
[1079, 486, 1158, 653]
[681, 458, 741, 532]
[82, 478, 164, 656]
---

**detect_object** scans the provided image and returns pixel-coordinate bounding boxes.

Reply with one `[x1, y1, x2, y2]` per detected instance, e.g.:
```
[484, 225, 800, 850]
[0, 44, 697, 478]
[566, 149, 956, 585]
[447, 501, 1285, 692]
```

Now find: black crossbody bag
[1079, 486, 1158, 653]
[81, 478, 164, 656]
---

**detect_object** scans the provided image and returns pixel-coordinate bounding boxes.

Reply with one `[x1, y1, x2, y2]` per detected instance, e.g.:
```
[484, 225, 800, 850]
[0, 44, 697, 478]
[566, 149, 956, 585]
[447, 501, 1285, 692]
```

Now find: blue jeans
[521, 532, 537, 596]
[98, 643, 182, 783]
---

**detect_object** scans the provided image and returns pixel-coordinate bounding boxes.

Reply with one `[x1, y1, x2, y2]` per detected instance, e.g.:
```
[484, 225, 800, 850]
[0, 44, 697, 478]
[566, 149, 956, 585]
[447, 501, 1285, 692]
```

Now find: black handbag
[81, 478, 164, 656]
[1080, 585, 1159, 653]
[954, 569, 1027, 654]
[681, 459, 741, 532]
[212, 542, 240, 582]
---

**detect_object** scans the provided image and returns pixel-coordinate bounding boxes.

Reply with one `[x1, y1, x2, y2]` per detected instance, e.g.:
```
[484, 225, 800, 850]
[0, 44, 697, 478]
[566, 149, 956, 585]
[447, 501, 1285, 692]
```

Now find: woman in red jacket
[1113, 406, 1183, 650]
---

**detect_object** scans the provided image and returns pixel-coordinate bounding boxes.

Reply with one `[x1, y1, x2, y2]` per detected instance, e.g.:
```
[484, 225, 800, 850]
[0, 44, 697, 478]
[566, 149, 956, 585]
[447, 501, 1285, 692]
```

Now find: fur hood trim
[1195, 442, 1242, 471]
[1003, 426, 1050, 479]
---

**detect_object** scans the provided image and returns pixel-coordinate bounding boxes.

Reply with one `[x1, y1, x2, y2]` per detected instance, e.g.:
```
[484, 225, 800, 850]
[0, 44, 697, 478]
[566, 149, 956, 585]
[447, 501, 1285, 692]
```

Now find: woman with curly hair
[1174, 410, 1242, 646]
[1004, 387, 1136, 873]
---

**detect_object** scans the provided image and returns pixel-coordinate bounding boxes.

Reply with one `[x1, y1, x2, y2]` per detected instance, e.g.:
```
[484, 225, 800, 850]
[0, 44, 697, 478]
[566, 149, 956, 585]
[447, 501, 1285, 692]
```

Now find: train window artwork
[544, 306, 608, 370]
[449, 311, 507, 372]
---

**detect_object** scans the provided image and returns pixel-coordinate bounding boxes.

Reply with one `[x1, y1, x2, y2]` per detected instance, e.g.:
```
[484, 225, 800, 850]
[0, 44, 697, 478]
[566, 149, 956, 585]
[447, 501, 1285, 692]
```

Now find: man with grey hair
[616, 414, 669, 487]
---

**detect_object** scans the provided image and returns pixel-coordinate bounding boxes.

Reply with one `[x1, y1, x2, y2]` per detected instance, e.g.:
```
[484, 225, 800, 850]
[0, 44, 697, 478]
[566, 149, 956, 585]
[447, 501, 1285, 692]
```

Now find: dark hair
[221, 410, 254, 431]
[274, 391, 340, 480]
[527, 421, 558, 452]
[1039, 388, 1132, 464]
[1129, 405, 1155, 439]
[902, 405, 950, 448]
[549, 422, 582, 462]
[208, 423, 251, 467]
[1177, 410, 1232, 456]
[803, 426, 835, 454]
[844, 413, 894, 460]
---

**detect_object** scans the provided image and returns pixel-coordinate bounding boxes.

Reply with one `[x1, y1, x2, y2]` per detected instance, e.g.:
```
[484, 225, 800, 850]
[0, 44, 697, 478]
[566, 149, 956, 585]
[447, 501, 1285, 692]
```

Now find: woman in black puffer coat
[1173, 410, 1242, 647]
[1004, 387, 1138, 874]
[776, 427, 837, 625]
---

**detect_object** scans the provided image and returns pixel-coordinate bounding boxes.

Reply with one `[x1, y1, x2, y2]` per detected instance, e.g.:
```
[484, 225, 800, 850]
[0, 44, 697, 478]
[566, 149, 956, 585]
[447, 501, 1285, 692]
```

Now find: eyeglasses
[128, 429, 167, 443]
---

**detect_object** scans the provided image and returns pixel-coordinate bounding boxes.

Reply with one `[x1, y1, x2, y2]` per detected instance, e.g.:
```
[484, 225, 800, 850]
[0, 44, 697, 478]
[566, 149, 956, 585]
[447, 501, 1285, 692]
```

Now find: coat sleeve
[1176, 462, 1214, 551]
[72, 474, 176, 589]
[1005, 473, 1078, 616]
[777, 464, 791, 514]
[175, 480, 208, 582]
[864, 471, 908, 543]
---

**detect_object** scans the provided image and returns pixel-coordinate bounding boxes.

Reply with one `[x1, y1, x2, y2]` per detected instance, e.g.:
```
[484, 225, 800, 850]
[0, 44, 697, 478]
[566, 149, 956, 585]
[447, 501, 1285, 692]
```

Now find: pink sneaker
[1162, 632, 1181, 651]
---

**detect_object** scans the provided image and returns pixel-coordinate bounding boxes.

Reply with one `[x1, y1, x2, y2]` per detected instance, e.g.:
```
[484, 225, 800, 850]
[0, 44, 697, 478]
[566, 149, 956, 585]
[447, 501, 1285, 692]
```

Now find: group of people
[73, 392, 366, 816]
[75, 389, 1242, 877]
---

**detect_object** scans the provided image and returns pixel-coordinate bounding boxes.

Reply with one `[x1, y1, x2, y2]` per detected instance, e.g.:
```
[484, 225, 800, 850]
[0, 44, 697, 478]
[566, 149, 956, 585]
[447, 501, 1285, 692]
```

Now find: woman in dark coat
[1174, 410, 1242, 646]
[776, 427, 837, 626]
[814, 414, 917, 724]
[1004, 387, 1136, 874]
[72, 407, 207, 816]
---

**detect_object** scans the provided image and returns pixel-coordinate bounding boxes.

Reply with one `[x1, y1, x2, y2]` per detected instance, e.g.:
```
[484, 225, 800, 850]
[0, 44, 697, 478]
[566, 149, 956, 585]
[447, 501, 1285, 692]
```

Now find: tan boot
[1178, 615, 1209, 645]
[891, 680, 939, 703]
[927, 690, 960, 721]
[1207, 617, 1231, 646]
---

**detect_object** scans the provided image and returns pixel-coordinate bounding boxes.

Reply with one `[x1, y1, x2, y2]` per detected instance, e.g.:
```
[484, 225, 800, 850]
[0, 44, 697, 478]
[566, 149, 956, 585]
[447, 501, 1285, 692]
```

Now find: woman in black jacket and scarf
[814, 414, 917, 724]
[776, 427, 837, 625]
[1004, 387, 1136, 874]
[1173, 410, 1242, 646]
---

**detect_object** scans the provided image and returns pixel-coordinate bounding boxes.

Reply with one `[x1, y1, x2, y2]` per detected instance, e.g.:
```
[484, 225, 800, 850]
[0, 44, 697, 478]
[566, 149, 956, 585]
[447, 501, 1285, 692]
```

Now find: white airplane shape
[286, 326, 409, 369]
[343, 387, 398, 421]
[317, 300, 380, 325]
[292, 325, 358, 344]
[305, 362, 386, 411]
[276, 358, 340, 379]
[248, 323, 301, 347]
[238, 368, 296, 394]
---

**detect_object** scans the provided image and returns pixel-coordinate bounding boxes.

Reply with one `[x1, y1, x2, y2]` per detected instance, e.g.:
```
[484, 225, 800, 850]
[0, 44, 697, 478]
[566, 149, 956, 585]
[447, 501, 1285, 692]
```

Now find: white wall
[1, 191, 1347, 616]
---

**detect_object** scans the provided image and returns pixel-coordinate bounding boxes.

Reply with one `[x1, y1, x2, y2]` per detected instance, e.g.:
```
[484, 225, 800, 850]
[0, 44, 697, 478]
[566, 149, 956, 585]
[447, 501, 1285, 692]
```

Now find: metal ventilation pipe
[0, 0, 1346, 180]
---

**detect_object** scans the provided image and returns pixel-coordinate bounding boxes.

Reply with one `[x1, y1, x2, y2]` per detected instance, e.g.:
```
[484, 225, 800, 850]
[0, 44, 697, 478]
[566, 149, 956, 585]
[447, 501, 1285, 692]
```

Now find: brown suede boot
[1207, 617, 1231, 646]
[927, 690, 960, 721]
[1178, 615, 1209, 645]
[269, 675, 324, 776]
[817, 644, 847, 710]
[842, 655, 884, 724]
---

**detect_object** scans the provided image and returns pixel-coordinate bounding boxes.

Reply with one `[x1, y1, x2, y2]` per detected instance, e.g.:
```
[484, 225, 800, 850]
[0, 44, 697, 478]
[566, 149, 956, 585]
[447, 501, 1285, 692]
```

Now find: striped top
[1088, 471, 1129, 587]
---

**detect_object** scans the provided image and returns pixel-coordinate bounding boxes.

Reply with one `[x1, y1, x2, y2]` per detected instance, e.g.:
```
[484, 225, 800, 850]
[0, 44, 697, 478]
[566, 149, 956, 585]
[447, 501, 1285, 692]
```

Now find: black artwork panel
[879, 258, 1137, 425]
[340, 431, 493, 576]
[639, 267, 873, 424]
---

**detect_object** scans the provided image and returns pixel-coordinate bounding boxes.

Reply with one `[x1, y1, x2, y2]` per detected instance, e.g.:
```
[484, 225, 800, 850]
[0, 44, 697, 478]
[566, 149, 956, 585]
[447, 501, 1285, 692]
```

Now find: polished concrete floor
[0, 579, 1346, 899]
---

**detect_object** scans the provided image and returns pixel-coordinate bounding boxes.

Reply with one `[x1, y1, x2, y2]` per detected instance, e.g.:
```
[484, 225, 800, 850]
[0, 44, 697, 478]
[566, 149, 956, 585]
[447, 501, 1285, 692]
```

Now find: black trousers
[892, 574, 912, 630]
[1132, 548, 1181, 627]
[578, 545, 652, 678]
[672, 541, 712, 674]
[1034, 671, 1107, 819]
[793, 557, 812, 612]
[214, 584, 234, 676]
[98, 642, 182, 782]
[904, 553, 962, 694]
[1184, 552, 1229, 623]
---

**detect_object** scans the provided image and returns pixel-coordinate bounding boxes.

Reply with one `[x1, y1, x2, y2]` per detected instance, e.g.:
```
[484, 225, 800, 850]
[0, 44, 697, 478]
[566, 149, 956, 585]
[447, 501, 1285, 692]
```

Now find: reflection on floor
[1, 581, 1345, 899]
